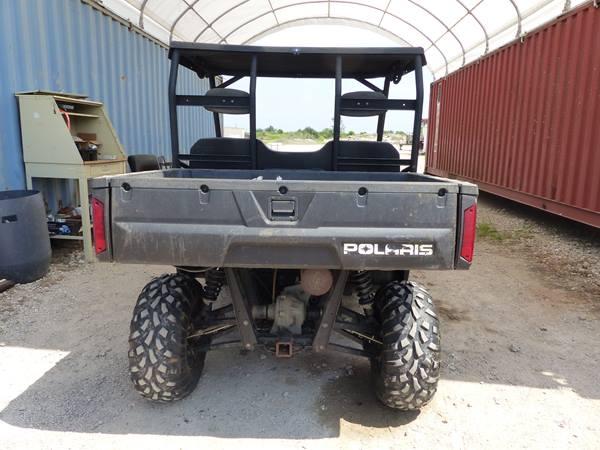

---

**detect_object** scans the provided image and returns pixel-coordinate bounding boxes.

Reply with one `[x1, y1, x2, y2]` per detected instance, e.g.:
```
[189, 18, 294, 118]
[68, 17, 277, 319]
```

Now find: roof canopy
[101, 0, 589, 78]
[170, 42, 425, 78]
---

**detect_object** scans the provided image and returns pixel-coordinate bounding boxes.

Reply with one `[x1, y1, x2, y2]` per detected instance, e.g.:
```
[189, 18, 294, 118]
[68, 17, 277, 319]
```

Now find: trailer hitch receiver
[275, 340, 293, 358]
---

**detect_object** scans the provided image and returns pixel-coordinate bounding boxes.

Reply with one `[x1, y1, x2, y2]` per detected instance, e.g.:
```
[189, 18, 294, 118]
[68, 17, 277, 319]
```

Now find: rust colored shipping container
[426, 3, 600, 228]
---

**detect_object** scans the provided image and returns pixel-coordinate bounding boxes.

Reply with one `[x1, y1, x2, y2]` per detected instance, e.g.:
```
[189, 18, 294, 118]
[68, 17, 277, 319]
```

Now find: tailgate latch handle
[270, 199, 296, 221]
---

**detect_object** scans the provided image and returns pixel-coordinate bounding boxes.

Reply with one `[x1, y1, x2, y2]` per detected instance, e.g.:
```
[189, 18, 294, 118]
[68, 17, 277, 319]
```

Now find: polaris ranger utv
[90, 43, 477, 410]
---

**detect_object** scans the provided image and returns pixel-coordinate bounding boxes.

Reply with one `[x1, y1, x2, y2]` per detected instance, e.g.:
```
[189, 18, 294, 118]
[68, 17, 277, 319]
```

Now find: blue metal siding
[0, 0, 213, 191]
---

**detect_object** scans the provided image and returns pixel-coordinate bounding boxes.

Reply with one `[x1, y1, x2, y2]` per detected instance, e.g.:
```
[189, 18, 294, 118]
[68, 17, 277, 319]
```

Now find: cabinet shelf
[64, 112, 99, 118]
[52, 94, 103, 107]
[50, 234, 84, 241]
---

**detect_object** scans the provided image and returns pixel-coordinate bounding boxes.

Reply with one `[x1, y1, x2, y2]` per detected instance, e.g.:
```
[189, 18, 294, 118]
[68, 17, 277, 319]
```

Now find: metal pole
[168, 50, 180, 168]
[410, 55, 424, 172]
[209, 76, 222, 138]
[249, 55, 258, 169]
[376, 76, 391, 142]
[332, 56, 342, 171]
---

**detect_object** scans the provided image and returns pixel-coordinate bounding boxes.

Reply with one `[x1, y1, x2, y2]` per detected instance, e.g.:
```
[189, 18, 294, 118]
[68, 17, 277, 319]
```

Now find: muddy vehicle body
[91, 43, 477, 410]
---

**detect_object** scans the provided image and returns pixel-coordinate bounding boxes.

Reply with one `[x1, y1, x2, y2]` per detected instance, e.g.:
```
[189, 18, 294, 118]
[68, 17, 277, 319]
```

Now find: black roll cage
[168, 43, 425, 173]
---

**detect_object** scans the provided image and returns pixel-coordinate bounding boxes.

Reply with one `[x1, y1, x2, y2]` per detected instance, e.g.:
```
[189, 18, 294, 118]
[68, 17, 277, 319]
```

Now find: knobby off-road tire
[128, 273, 206, 402]
[371, 280, 441, 410]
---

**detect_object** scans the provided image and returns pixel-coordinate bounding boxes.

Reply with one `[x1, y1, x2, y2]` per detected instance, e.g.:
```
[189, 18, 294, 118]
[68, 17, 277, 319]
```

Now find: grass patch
[477, 222, 506, 241]
[477, 222, 534, 242]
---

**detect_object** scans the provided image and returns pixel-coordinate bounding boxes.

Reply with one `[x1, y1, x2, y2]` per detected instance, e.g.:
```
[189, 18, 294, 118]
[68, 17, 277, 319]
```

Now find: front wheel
[371, 280, 441, 410]
[128, 273, 206, 402]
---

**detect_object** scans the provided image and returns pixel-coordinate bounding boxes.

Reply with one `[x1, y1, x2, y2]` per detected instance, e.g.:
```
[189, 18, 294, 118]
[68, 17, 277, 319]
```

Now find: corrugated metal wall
[426, 3, 600, 228]
[0, 0, 214, 191]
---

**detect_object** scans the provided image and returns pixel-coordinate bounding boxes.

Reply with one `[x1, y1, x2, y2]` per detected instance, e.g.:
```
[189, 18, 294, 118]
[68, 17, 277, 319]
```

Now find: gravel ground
[476, 192, 600, 296]
[0, 198, 598, 449]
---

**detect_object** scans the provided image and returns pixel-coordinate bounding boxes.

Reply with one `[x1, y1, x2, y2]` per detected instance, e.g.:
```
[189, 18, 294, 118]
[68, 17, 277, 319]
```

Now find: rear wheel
[371, 280, 441, 410]
[128, 273, 206, 402]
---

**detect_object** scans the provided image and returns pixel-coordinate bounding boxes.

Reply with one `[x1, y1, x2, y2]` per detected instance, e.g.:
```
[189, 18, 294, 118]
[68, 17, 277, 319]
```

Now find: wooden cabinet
[16, 91, 127, 261]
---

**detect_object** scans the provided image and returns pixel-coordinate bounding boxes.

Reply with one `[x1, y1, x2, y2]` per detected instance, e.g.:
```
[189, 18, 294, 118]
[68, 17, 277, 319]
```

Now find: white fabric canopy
[101, 0, 588, 78]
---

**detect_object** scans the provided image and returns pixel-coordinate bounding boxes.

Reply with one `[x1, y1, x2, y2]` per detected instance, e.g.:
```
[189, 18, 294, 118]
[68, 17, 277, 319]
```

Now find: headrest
[341, 90, 387, 117]
[205, 88, 249, 114]
[127, 154, 160, 172]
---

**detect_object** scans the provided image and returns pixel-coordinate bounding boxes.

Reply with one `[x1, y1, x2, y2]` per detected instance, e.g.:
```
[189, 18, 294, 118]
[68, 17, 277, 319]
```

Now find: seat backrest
[257, 143, 332, 170]
[321, 140, 402, 172]
[128, 154, 160, 172]
[189, 138, 333, 170]
[189, 137, 253, 169]
[188, 138, 401, 172]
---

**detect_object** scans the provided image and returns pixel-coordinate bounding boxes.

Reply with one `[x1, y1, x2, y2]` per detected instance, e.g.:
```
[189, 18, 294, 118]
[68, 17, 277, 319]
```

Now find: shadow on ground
[0, 343, 418, 438]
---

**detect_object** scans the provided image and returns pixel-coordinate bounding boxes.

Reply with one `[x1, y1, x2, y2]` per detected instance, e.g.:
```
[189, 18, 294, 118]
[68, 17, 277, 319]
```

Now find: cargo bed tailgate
[91, 169, 477, 270]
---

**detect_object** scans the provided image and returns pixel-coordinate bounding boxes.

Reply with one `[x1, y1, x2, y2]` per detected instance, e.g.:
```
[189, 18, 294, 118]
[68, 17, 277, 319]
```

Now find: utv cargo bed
[91, 168, 476, 270]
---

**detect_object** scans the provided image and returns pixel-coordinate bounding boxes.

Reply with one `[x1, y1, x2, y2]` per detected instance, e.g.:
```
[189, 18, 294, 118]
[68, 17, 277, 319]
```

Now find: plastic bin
[0, 190, 51, 283]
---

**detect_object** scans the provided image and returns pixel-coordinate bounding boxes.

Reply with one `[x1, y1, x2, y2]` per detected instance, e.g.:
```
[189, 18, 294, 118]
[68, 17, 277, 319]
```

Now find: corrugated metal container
[426, 3, 600, 228]
[0, 0, 214, 191]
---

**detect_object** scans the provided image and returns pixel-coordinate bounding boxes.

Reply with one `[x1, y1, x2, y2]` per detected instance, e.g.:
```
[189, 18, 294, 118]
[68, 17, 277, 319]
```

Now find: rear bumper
[111, 222, 457, 270]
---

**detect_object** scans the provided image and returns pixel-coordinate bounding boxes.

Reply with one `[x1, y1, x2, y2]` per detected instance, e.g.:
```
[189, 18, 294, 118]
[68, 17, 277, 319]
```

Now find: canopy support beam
[208, 76, 222, 138]
[409, 55, 423, 173]
[249, 55, 258, 169]
[376, 77, 391, 142]
[332, 55, 342, 171]
[168, 49, 180, 168]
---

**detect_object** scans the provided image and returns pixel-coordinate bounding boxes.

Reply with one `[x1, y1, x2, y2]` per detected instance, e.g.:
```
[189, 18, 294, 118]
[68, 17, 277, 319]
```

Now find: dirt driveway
[0, 195, 599, 449]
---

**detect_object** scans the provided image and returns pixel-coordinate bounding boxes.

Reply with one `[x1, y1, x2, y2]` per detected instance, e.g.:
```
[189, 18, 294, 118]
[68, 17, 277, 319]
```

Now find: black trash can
[0, 190, 51, 283]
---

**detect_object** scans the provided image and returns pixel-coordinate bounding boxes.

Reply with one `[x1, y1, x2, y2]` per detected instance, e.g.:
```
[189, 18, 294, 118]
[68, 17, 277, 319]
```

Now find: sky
[223, 24, 434, 133]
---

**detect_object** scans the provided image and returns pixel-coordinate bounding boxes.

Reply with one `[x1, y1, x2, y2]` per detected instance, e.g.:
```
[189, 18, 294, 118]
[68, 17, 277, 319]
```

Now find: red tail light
[92, 198, 107, 254]
[460, 204, 477, 263]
